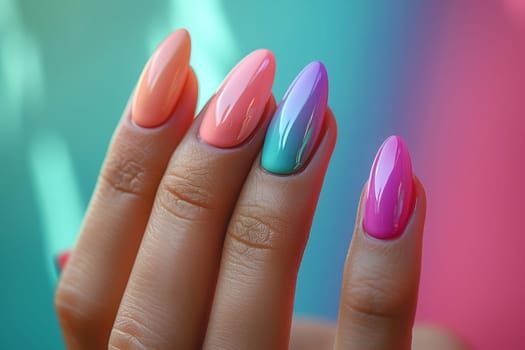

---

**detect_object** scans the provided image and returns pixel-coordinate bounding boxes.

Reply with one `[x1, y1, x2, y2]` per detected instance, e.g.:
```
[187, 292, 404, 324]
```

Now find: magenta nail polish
[364, 136, 415, 239]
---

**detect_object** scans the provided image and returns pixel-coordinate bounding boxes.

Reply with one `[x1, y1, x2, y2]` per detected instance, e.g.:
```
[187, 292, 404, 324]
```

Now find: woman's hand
[55, 29, 462, 349]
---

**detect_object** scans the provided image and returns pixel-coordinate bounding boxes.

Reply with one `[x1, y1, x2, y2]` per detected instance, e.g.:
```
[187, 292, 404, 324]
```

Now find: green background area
[0, 1, 425, 347]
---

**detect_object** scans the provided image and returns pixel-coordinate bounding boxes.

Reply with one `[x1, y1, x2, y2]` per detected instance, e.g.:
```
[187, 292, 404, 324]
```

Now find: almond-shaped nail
[199, 49, 276, 148]
[364, 136, 415, 239]
[261, 61, 328, 174]
[132, 29, 191, 128]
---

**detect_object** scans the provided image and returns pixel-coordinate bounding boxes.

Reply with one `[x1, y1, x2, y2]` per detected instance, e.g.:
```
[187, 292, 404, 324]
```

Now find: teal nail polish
[261, 61, 328, 174]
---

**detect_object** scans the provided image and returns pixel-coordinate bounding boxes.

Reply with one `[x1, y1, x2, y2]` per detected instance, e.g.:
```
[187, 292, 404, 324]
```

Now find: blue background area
[0, 1, 433, 347]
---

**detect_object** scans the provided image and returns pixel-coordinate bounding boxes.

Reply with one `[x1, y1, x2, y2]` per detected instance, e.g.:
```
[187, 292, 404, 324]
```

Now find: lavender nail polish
[261, 61, 328, 174]
[364, 136, 415, 239]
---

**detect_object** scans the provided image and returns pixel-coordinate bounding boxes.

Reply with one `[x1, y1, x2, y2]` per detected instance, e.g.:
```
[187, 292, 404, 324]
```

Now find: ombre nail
[261, 61, 328, 174]
[132, 29, 191, 128]
[364, 136, 415, 239]
[199, 49, 275, 148]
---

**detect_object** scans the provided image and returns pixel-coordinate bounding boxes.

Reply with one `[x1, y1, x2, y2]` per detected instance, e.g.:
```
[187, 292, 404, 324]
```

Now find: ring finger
[203, 62, 337, 350]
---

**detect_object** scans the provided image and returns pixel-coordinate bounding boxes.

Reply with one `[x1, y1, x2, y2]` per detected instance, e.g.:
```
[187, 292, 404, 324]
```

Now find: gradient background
[1, 0, 524, 348]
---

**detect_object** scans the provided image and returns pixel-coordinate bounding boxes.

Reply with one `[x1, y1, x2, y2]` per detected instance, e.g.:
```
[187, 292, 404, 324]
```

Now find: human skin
[55, 29, 466, 350]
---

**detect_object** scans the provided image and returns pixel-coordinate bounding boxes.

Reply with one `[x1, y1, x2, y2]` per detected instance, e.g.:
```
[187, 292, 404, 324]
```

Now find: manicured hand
[55, 29, 465, 350]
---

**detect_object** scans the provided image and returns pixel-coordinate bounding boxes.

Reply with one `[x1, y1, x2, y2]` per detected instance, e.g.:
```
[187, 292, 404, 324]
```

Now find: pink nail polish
[56, 250, 71, 272]
[364, 136, 415, 239]
[199, 49, 275, 148]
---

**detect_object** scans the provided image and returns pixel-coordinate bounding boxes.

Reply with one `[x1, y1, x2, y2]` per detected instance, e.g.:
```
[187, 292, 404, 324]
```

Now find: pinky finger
[334, 136, 426, 350]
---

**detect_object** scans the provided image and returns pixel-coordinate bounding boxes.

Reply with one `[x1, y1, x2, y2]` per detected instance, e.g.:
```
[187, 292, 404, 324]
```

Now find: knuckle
[343, 262, 413, 321]
[109, 313, 157, 350]
[55, 281, 105, 341]
[157, 168, 213, 222]
[228, 203, 288, 256]
[99, 146, 148, 197]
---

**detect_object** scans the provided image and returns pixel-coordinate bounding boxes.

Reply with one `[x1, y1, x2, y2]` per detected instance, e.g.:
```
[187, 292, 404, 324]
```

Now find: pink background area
[414, 1, 525, 348]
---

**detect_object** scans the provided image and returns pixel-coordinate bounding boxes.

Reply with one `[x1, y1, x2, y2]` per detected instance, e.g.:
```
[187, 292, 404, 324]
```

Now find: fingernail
[364, 136, 415, 239]
[199, 49, 275, 148]
[261, 61, 328, 174]
[132, 29, 191, 128]
[56, 250, 71, 272]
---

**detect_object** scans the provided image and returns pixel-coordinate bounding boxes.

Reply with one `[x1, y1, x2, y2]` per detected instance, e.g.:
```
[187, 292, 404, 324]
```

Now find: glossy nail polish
[261, 61, 328, 174]
[364, 136, 415, 239]
[132, 29, 191, 128]
[56, 250, 70, 272]
[199, 49, 276, 148]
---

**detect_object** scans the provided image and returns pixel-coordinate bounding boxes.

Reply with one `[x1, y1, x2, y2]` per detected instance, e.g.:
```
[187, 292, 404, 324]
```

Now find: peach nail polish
[199, 49, 276, 148]
[132, 29, 191, 128]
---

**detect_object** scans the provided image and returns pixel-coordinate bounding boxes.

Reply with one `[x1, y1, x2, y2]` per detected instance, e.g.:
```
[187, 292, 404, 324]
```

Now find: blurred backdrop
[1, 0, 525, 348]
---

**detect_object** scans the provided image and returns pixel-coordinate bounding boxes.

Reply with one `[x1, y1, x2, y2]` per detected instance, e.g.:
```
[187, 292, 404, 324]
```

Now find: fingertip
[324, 107, 338, 152]
[186, 66, 199, 107]
[409, 175, 427, 237]
[414, 176, 427, 210]
[268, 94, 277, 111]
[263, 94, 277, 120]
